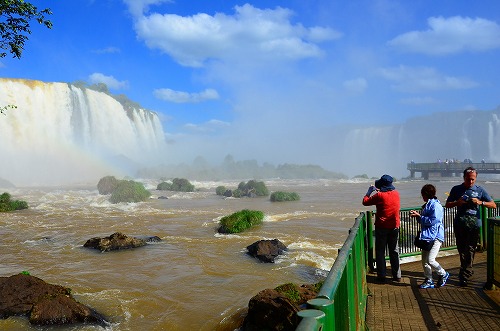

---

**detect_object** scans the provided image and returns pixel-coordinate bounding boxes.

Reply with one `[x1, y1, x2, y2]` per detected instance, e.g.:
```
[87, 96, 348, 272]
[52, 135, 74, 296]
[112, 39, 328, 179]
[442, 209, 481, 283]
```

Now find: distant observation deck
[407, 162, 500, 179]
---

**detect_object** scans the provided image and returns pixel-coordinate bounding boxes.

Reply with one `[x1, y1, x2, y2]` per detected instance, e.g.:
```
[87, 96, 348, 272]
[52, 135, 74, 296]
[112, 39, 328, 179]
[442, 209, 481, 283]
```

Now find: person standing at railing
[445, 166, 496, 287]
[362, 174, 401, 283]
[410, 184, 449, 289]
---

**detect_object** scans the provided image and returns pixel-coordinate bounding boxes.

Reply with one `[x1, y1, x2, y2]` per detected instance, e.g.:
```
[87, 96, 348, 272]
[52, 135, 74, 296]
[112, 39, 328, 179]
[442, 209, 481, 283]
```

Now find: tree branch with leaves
[0, 0, 52, 59]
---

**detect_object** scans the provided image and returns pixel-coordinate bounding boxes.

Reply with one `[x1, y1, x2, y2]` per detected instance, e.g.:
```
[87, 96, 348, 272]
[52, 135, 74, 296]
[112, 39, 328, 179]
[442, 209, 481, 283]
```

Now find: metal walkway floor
[365, 252, 500, 331]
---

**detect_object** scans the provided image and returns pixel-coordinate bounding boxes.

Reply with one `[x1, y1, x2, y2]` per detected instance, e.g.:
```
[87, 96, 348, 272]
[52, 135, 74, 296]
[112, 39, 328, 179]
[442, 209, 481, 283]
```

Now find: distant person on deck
[410, 184, 449, 289]
[362, 174, 401, 283]
[445, 167, 496, 286]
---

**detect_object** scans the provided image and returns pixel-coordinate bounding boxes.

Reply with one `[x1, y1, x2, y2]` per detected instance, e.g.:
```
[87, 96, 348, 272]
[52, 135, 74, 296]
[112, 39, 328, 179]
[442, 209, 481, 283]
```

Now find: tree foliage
[0, 0, 53, 58]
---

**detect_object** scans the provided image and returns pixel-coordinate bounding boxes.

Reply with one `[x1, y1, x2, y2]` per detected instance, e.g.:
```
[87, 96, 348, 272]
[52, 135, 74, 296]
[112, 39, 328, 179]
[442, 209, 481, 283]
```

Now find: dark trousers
[375, 227, 401, 279]
[454, 222, 479, 280]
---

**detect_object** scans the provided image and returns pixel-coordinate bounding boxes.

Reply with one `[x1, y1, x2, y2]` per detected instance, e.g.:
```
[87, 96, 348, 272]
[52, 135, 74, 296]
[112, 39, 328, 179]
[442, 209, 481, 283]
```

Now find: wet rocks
[241, 283, 319, 331]
[83, 232, 147, 252]
[246, 239, 287, 263]
[0, 274, 107, 326]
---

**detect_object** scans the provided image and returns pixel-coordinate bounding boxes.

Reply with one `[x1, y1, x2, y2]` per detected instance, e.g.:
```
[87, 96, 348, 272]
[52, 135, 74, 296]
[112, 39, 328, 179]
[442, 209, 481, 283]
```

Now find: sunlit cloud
[88, 73, 129, 90]
[388, 16, 500, 55]
[154, 88, 219, 103]
[378, 65, 478, 92]
[131, 3, 341, 67]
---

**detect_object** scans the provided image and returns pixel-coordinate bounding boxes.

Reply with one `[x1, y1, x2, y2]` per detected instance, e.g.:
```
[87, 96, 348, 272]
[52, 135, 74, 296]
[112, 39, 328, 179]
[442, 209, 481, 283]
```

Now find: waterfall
[337, 109, 500, 178]
[0, 78, 166, 186]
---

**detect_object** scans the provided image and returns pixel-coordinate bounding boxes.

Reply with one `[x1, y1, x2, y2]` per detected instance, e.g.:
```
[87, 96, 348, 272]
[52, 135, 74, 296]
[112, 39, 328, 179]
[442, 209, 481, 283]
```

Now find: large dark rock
[241, 284, 319, 331]
[83, 232, 147, 252]
[246, 239, 287, 263]
[0, 274, 107, 326]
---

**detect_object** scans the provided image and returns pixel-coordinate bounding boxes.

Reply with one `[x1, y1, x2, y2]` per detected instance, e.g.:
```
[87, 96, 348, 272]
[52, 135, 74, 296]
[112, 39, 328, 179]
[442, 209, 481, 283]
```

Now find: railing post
[296, 309, 326, 331]
[307, 298, 334, 330]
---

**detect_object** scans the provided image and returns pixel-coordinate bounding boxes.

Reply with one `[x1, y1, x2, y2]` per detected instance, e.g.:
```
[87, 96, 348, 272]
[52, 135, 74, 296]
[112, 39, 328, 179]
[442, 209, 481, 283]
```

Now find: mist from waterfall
[0, 79, 166, 186]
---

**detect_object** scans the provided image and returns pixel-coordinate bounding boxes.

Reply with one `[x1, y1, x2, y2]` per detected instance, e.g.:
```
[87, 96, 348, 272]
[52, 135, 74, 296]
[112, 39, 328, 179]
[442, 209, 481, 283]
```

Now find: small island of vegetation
[97, 176, 151, 203]
[157, 178, 195, 192]
[0, 192, 28, 212]
[216, 180, 269, 198]
[270, 191, 300, 202]
[217, 209, 264, 234]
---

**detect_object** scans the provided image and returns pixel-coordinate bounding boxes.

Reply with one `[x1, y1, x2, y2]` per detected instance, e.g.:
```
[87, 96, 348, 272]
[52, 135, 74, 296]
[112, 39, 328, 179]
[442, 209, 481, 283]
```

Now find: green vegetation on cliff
[0, 192, 28, 212]
[218, 209, 264, 234]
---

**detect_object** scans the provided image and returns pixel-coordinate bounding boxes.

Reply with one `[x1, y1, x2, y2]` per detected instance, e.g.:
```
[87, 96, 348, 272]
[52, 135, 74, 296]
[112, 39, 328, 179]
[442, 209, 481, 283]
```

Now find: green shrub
[215, 185, 226, 196]
[109, 180, 151, 203]
[157, 181, 172, 191]
[218, 209, 264, 234]
[270, 191, 300, 202]
[237, 180, 269, 197]
[97, 176, 120, 194]
[0, 192, 29, 212]
[157, 178, 194, 192]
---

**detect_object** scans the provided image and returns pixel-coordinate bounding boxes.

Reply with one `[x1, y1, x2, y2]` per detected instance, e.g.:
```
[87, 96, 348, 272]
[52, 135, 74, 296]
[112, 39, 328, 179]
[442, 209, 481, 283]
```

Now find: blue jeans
[375, 227, 401, 279]
[421, 239, 446, 281]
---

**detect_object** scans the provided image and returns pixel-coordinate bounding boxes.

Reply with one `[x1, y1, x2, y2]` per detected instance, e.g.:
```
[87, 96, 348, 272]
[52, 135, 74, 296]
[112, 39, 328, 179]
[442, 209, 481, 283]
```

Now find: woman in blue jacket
[410, 184, 450, 289]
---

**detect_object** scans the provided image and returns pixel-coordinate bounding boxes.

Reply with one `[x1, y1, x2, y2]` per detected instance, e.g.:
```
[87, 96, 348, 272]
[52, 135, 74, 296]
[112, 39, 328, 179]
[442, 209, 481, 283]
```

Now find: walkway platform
[365, 252, 500, 330]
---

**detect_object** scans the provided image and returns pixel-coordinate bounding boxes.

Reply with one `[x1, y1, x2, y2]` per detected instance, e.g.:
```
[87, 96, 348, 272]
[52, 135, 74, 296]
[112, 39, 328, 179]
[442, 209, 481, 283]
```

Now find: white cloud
[132, 3, 341, 67]
[378, 65, 478, 92]
[343, 78, 367, 94]
[154, 88, 219, 103]
[88, 73, 129, 90]
[388, 16, 500, 55]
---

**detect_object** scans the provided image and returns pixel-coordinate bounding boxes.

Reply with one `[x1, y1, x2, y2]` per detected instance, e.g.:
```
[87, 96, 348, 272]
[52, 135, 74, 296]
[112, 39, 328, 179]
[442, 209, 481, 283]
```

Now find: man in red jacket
[363, 174, 401, 283]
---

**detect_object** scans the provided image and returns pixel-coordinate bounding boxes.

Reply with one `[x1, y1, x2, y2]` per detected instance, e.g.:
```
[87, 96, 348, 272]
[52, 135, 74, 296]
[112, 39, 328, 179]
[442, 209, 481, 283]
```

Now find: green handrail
[296, 213, 368, 330]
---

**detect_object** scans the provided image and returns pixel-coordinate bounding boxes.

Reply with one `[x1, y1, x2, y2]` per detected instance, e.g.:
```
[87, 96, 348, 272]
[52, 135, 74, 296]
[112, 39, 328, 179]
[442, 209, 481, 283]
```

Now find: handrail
[296, 200, 500, 330]
[296, 213, 368, 330]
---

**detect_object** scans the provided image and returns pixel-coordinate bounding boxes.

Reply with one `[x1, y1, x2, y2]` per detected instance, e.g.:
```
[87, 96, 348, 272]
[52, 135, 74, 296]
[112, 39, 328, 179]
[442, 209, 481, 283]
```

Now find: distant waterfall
[337, 109, 500, 178]
[0, 78, 166, 186]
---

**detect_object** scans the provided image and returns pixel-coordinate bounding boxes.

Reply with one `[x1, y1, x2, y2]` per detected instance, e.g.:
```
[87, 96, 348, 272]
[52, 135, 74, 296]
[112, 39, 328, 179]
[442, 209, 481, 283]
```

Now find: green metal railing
[296, 213, 368, 330]
[486, 217, 500, 289]
[296, 200, 500, 330]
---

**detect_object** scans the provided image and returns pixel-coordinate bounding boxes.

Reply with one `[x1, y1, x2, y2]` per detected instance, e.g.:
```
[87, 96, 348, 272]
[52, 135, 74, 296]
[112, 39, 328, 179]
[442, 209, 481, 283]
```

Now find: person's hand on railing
[410, 209, 420, 218]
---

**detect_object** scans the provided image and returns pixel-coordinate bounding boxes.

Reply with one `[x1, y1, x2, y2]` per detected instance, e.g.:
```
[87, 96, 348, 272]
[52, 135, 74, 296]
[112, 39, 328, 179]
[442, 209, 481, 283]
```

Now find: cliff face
[0, 78, 166, 186]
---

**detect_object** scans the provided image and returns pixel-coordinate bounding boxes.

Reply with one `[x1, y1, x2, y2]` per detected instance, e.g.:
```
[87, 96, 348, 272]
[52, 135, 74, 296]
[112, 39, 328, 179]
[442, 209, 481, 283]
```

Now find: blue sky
[1, 0, 500, 169]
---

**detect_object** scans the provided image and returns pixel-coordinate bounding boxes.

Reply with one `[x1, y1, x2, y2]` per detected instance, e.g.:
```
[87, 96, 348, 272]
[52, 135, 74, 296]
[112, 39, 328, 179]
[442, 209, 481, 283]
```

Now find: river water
[1, 177, 499, 330]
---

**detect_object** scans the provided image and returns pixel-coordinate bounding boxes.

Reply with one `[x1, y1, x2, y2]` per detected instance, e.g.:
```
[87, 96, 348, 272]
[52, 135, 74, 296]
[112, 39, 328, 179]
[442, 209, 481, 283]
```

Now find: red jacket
[362, 190, 400, 229]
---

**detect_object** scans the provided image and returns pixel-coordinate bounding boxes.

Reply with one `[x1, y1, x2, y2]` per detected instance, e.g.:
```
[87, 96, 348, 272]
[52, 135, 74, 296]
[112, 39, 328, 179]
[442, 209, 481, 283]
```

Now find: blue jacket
[418, 198, 444, 242]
